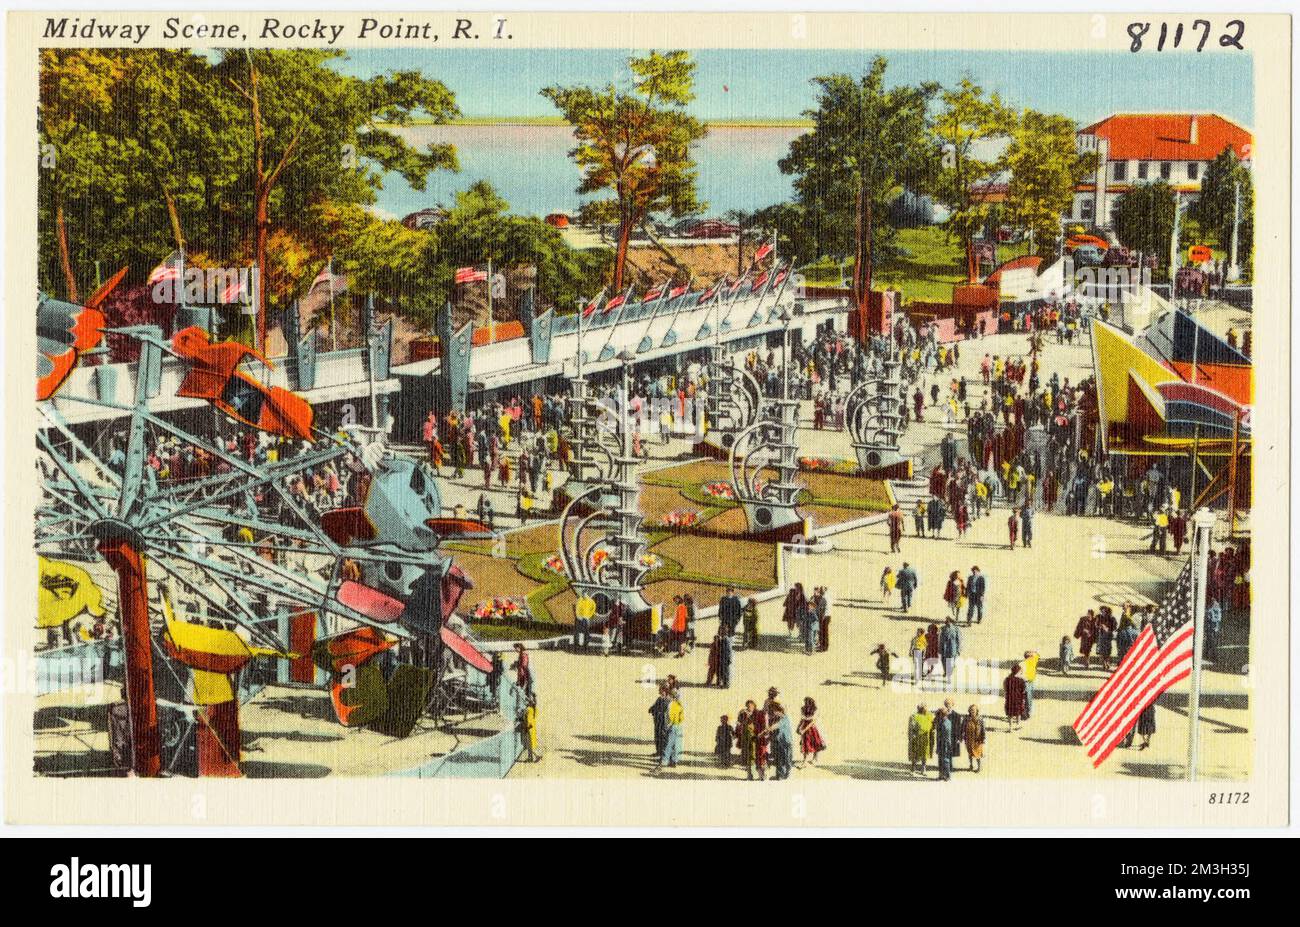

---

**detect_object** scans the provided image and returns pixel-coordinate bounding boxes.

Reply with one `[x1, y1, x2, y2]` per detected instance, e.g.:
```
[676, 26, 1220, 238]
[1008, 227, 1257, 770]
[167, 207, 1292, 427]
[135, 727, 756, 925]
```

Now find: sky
[331, 47, 1255, 128]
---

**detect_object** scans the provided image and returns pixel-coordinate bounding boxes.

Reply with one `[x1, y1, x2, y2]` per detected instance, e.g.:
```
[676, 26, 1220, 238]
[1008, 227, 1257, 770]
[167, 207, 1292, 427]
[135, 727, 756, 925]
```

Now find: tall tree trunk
[612, 211, 631, 292]
[55, 200, 79, 303]
[254, 187, 269, 352]
[163, 188, 186, 253]
[852, 178, 872, 311]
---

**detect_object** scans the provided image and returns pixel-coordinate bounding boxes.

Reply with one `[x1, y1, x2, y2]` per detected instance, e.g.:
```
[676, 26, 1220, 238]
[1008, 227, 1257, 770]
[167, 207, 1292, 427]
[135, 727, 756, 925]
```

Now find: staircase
[889, 477, 930, 509]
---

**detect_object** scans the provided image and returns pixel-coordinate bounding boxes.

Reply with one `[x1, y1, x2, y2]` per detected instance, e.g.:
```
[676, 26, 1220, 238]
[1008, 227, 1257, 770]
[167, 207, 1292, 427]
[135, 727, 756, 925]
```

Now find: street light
[778, 309, 793, 402]
[617, 348, 636, 457]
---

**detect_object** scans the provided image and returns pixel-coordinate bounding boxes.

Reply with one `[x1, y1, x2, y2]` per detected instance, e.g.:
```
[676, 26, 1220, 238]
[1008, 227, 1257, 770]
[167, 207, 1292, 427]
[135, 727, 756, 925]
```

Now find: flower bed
[659, 510, 700, 528]
[542, 554, 566, 576]
[702, 481, 736, 500]
[472, 597, 527, 622]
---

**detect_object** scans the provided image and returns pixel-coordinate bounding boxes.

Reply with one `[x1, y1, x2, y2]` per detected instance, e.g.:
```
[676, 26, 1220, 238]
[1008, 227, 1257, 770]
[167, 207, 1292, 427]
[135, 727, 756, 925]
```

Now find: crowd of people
[648, 679, 826, 780]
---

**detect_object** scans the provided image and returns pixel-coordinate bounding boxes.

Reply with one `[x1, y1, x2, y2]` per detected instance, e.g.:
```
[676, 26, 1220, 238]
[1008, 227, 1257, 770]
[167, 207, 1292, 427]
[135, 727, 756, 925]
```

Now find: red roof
[984, 255, 1043, 286]
[1080, 114, 1252, 162]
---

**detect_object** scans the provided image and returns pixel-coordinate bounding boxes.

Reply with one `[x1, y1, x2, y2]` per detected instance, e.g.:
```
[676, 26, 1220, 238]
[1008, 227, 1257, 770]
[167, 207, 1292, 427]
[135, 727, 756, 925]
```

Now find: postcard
[4, 9, 1288, 827]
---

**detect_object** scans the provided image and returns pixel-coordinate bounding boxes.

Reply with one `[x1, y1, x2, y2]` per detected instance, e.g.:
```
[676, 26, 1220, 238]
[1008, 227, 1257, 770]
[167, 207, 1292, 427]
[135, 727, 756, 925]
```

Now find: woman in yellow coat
[520, 694, 539, 762]
[908, 704, 933, 776]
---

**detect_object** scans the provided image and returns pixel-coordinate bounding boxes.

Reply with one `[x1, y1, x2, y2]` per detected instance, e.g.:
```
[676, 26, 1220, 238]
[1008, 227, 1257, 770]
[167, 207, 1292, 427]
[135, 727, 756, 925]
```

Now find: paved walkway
[507, 329, 1251, 782]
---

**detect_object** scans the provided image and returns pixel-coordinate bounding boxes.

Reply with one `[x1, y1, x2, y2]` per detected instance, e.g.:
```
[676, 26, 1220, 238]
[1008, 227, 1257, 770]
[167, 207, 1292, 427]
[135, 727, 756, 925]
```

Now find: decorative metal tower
[846, 354, 910, 474]
[698, 346, 765, 456]
[558, 351, 652, 619]
[728, 310, 808, 541]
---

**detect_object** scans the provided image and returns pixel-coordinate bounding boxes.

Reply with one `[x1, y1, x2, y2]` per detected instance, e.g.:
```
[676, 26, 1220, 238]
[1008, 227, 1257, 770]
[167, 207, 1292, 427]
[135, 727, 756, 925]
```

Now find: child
[715, 714, 734, 768]
[880, 567, 896, 603]
[873, 643, 898, 687]
[1059, 635, 1075, 676]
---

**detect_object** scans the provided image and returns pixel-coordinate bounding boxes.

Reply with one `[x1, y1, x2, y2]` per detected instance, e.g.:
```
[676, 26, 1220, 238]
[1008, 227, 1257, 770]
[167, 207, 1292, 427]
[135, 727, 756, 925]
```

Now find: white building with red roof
[1071, 113, 1253, 227]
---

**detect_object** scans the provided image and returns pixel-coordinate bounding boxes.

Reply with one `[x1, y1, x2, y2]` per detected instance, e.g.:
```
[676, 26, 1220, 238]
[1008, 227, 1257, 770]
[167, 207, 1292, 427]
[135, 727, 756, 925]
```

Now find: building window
[1112, 161, 1127, 182]
[1160, 161, 1172, 179]
[1081, 198, 1094, 221]
[1138, 162, 1149, 180]
[1188, 161, 1200, 180]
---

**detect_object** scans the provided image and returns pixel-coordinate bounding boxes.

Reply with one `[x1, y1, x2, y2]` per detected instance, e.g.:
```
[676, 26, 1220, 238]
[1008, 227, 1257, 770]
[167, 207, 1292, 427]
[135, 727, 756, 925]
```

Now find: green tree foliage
[1002, 110, 1097, 258]
[542, 50, 707, 292]
[37, 48, 461, 341]
[776, 57, 938, 310]
[1111, 181, 1177, 277]
[929, 78, 1016, 263]
[1190, 147, 1253, 265]
[433, 181, 610, 316]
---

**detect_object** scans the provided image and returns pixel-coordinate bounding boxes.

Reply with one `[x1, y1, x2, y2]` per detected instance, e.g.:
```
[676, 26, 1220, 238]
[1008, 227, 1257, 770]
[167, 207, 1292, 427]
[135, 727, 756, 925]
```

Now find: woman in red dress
[797, 697, 827, 766]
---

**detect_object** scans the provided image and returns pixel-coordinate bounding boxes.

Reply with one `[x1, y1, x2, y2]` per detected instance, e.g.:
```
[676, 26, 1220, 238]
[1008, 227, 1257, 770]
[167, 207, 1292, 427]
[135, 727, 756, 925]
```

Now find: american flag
[1073, 563, 1196, 767]
[454, 266, 488, 284]
[147, 250, 184, 285]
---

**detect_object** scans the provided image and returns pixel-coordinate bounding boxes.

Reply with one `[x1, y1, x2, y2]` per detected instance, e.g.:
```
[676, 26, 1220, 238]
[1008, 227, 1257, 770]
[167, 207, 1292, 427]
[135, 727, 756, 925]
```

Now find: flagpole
[487, 259, 495, 345]
[328, 255, 337, 353]
[1187, 507, 1216, 781]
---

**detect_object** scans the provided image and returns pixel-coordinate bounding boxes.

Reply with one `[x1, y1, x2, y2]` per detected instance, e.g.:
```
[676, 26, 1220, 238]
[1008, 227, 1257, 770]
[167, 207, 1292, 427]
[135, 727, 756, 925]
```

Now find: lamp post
[618, 348, 636, 459]
[779, 308, 793, 402]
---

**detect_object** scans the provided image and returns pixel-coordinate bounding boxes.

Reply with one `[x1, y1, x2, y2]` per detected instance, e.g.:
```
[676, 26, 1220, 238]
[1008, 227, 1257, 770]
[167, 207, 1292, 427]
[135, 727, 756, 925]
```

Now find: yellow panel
[192, 669, 235, 705]
[37, 557, 106, 628]
[1092, 320, 1178, 424]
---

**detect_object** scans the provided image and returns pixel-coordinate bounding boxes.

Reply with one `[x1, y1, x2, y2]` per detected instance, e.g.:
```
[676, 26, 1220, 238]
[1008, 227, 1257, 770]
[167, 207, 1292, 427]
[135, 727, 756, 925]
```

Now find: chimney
[1189, 115, 1199, 145]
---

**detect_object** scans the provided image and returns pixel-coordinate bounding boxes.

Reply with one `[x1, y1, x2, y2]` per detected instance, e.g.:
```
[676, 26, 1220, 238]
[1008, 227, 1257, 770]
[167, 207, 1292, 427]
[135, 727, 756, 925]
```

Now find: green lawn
[801, 226, 968, 304]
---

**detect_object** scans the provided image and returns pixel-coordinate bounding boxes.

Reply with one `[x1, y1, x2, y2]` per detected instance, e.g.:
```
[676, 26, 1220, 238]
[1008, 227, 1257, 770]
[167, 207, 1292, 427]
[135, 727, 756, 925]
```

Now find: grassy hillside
[801, 227, 968, 304]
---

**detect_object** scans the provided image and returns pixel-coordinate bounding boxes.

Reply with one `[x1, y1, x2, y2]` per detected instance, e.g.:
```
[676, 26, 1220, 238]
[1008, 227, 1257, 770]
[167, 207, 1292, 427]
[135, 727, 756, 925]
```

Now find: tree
[1191, 147, 1253, 264]
[1002, 110, 1097, 258]
[777, 58, 937, 312]
[929, 78, 1016, 274]
[38, 49, 126, 300]
[218, 49, 460, 350]
[1111, 181, 1178, 277]
[434, 181, 610, 318]
[542, 50, 707, 292]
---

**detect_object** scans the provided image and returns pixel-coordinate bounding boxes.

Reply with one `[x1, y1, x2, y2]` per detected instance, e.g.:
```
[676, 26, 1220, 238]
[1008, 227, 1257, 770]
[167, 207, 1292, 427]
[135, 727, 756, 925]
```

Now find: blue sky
[333, 47, 1254, 127]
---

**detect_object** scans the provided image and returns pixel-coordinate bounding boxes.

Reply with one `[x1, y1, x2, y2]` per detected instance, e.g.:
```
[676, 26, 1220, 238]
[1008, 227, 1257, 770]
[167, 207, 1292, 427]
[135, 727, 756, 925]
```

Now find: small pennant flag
[669, 283, 689, 299]
[220, 271, 250, 305]
[582, 289, 606, 319]
[754, 235, 775, 263]
[751, 271, 770, 292]
[700, 277, 727, 302]
[642, 284, 664, 303]
[604, 293, 627, 313]
[148, 250, 184, 285]
[455, 266, 488, 285]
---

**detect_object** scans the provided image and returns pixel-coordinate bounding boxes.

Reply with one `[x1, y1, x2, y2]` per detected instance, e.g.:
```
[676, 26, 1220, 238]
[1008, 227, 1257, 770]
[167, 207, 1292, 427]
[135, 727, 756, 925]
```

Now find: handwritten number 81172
[1128, 20, 1245, 53]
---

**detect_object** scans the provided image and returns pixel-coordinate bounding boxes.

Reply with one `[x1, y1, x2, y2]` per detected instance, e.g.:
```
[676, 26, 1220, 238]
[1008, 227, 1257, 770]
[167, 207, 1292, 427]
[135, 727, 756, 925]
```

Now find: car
[1072, 244, 1107, 267]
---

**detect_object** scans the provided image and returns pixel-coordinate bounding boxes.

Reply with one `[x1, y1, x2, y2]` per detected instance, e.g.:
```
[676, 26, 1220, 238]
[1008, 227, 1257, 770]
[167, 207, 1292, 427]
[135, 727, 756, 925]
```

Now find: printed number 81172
[1128, 20, 1245, 52]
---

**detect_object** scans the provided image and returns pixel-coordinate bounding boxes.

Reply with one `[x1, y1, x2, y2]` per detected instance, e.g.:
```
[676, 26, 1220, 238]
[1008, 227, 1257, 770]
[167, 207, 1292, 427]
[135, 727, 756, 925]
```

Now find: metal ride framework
[36, 327, 444, 777]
